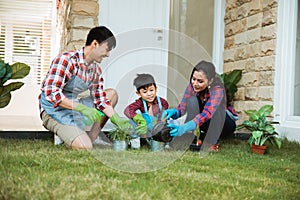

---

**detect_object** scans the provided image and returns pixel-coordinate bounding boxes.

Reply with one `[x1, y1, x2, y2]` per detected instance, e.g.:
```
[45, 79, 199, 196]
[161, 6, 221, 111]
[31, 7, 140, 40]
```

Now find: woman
[162, 60, 237, 151]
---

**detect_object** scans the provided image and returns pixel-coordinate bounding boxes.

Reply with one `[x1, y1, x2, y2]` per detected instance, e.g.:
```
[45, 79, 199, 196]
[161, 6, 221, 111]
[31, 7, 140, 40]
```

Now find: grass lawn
[0, 138, 299, 200]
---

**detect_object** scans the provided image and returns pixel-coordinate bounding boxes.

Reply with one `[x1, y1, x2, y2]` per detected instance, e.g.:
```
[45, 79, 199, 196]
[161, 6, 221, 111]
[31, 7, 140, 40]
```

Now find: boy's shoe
[209, 144, 220, 152]
[130, 137, 141, 149]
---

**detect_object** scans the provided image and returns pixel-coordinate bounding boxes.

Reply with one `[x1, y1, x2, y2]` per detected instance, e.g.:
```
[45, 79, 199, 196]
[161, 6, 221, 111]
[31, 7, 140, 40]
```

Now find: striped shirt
[177, 83, 226, 126]
[40, 48, 110, 111]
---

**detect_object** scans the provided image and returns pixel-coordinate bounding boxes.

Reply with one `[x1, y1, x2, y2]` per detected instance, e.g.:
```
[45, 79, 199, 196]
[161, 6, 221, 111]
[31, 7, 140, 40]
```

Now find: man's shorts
[41, 111, 87, 146]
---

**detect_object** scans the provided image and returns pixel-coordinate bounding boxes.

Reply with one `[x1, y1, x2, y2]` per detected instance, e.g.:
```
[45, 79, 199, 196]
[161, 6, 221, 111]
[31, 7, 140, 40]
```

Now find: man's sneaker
[54, 135, 64, 145]
[93, 136, 112, 146]
[130, 137, 141, 149]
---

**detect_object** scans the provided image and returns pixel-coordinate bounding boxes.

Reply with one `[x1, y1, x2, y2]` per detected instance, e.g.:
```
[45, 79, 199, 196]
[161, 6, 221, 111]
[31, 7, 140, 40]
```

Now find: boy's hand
[133, 114, 147, 135]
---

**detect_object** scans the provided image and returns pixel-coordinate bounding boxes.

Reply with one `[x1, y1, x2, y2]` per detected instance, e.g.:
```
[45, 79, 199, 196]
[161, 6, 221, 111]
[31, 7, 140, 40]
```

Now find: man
[39, 26, 131, 150]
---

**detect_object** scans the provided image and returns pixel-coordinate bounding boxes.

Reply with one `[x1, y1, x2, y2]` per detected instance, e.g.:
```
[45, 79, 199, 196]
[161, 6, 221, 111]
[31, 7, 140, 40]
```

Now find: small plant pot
[251, 144, 267, 155]
[113, 140, 128, 151]
[150, 140, 164, 152]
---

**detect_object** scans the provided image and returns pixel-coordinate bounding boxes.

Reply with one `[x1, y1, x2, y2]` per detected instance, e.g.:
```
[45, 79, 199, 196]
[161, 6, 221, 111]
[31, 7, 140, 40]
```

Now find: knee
[105, 88, 118, 106]
[71, 134, 93, 150]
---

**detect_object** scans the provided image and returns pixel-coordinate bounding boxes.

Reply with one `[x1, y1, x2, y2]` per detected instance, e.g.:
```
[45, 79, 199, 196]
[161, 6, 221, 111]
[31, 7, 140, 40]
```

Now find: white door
[98, 0, 170, 117]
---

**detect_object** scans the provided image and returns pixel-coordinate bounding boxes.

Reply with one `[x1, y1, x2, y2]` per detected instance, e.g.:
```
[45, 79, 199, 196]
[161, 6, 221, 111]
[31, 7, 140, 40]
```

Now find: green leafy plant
[0, 59, 30, 108]
[237, 105, 282, 148]
[108, 127, 131, 142]
[221, 69, 242, 104]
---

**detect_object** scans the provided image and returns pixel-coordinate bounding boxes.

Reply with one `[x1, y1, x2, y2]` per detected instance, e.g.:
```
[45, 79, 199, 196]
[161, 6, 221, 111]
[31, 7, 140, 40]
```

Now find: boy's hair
[133, 74, 156, 91]
[85, 26, 116, 50]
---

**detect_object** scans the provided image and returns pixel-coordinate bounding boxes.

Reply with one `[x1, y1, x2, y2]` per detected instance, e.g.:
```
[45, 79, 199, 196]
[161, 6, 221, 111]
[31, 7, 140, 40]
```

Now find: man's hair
[85, 26, 116, 50]
[133, 74, 156, 91]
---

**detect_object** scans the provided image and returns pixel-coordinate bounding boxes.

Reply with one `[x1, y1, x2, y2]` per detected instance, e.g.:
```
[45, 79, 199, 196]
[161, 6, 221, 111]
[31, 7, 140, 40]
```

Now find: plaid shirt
[124, 97, 169, 119]
[40, 48, 110, 111]
[177, 83, 226, 126]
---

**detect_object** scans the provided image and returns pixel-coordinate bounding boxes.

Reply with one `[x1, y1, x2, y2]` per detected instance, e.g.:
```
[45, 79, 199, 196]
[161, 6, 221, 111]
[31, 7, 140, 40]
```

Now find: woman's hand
[167, 120, 196, 137]
[161, 108, 179, 121]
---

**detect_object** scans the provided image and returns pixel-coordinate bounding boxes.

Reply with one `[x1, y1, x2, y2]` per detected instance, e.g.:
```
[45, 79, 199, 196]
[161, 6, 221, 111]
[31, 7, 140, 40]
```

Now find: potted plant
[236, 105, 282, 154]
[0, 59, 30, 108]
[108, 127, 131, 151]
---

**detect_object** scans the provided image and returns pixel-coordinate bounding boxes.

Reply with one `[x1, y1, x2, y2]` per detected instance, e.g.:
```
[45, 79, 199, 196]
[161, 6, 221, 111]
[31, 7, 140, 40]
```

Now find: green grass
[1, 138, 299, 200]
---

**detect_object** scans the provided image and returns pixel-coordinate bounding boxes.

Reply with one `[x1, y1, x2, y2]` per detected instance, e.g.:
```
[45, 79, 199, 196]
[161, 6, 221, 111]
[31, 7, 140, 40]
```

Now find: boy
[124, 73, 169, 148]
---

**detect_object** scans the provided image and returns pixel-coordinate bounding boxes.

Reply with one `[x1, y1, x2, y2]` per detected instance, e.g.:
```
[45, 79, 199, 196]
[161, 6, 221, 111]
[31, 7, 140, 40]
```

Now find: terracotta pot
[251, 144, 267, 155]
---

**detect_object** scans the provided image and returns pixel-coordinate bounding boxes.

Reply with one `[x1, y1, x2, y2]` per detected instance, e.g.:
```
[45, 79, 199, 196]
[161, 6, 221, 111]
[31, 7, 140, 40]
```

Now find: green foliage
[221, 69, 242, 103]
[108, 127, 131, 141]
[1, 139, 300, 199]
[237, 105, 282, 148]
[0, 59, 30, 108]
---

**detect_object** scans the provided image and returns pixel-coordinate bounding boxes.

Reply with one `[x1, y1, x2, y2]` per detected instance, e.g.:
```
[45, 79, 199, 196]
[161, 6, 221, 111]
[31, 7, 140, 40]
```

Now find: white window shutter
[0, 0, 56, 85]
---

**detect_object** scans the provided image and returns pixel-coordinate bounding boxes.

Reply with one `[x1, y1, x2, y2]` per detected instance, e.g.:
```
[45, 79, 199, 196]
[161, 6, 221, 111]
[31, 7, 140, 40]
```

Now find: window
[0, 0, 56, 85]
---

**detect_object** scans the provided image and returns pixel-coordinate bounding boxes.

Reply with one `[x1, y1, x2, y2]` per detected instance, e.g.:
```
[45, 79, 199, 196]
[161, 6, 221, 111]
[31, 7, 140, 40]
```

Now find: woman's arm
[193, 85, 224, 126]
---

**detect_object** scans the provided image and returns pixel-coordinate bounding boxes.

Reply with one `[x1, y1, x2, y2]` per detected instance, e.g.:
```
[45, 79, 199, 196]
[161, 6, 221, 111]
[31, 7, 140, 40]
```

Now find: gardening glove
[161, 108, 180, 121]
[74, 103, 104, 125]
[111, 113, 134, 132]
[167, 120, 196, 137]
[133, 114, 148, 135]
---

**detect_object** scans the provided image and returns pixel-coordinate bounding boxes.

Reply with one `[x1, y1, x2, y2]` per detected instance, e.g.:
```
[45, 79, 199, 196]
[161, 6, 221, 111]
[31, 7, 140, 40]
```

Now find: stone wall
[223, 0, 278, 122]
[56, 0, 99, 52]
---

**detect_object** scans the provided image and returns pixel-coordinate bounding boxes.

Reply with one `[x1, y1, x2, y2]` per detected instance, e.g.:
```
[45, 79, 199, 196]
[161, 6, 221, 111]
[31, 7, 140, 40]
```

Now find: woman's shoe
[209, 144, 220, 152]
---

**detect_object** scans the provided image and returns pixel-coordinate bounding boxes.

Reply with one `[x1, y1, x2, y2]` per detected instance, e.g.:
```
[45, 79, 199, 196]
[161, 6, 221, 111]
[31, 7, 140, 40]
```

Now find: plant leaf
[244, 110, 260, 121]
[3, 82, 24, 94]
[264, 125, 275, 134]
[0, 92, 11, 108]
[252, 130, 263, 145]
[0, 63, 12, 85]
[11, 62, 30, 79]
[226, 69, 242, 84]
[258, 105, 273, 117]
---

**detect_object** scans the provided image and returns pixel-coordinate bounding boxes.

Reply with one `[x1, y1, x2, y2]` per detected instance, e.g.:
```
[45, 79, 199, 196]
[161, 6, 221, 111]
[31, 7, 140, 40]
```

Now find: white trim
[274, 0, 300, 142]
[212, 0, 226, 74]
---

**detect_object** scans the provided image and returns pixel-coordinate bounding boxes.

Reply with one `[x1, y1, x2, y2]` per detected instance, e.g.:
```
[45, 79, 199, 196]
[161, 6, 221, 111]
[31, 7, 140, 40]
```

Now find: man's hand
[74, 103, 103, 125]
[111, 113, 134, 132]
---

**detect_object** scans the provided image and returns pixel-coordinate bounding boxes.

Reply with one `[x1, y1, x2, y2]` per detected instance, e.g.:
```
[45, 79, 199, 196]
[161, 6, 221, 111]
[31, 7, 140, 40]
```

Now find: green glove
[111, 113, 133, 132]
[133, 114, 147, 135]
[74, 103, 103, 125]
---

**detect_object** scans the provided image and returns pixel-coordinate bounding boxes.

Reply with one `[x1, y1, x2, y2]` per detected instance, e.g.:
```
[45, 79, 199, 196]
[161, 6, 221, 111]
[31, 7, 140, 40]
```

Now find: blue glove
[161, 108, 180, 121]
[167, 120, 196, 137]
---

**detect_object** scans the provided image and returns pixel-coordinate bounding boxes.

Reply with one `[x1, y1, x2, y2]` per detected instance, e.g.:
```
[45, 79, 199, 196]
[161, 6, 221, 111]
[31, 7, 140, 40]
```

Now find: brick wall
[223, 0, 278, 122]
[56, 0, 99, 52]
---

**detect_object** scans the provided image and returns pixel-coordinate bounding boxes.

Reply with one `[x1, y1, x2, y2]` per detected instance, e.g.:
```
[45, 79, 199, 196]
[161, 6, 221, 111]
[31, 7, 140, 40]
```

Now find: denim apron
[40, 76, 94, 130]
[132, 96, 162, 138]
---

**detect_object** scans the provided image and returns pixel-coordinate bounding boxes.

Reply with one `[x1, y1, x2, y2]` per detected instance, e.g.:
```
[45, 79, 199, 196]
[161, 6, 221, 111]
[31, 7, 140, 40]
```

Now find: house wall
[56, 0, 99, 52]
[223, 0, 278, 122]
[56, 0, 280, 124]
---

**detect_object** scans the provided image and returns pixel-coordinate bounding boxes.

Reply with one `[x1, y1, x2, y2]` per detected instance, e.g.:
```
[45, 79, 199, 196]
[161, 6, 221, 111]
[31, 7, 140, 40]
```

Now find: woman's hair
[190, 60, 223, 87]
